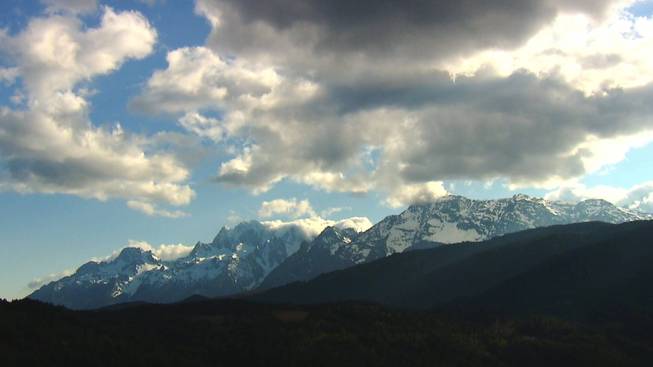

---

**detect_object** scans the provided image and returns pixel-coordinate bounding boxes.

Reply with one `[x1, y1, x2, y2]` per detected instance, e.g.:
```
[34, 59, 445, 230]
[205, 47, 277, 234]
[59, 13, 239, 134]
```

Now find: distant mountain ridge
[30, 221, 312, 309]
[251, 220, 653, 313]
[29, 194, 651, 309]
[260, 194, 651, 289]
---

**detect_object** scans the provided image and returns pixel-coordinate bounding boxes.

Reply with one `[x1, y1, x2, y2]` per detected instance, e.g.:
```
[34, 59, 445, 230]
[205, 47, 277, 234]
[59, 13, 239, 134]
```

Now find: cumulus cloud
[258, 198, 316, 218]
[545, 183, 630, 204]
[178, 112, 226, 142]
[3, 6, 157, 99]
[41, 0, 97, 14]
[545, 181, 653, 213]
[444, 7, 653, 94]
[28, 269, 74, 289]
[256, 198, 369, 236]
[385, 181, 449, 208]
[132, 0, 653, 206]
[130, 47, 287, 115]
[125, 240, 194, 261]
[320, 206, 350, 217]
[0, 67, 19, 85]
[0, 7, 194, 215]
[127, 200, 189, 218]
[262, 216, 373, 237]
[196, 0, 618, 68]
[621, 183, 653, 213]
[91, 240, 194, 263]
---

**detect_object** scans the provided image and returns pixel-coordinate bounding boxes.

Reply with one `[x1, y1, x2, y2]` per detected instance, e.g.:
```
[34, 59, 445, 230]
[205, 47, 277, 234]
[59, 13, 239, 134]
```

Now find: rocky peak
[115, 247, 158, 265]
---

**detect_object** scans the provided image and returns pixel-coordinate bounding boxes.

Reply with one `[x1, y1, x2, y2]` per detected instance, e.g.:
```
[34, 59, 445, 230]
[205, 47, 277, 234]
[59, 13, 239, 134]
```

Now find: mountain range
[29, 194, 652, 309]
[252, 220, 653, 315]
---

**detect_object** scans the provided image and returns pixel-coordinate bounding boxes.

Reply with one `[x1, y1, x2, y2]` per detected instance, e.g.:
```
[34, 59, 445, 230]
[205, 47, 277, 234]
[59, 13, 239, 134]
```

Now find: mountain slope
[250, 221, 653, 313]
[260, 226, 359, 289]
[259, 195, 650, 289]
[458, 221, 653, 317]
[29, 247, 163, 310]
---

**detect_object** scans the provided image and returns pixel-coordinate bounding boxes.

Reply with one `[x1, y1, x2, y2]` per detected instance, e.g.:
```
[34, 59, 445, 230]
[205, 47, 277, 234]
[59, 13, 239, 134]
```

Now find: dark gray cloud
[143, 0, 653, 201]
[202, 0, 615, 61]
[211, 69, 653, 191]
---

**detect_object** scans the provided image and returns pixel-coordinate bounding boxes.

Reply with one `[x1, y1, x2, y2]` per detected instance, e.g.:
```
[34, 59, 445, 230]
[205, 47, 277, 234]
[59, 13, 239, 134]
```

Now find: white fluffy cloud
[130, 0, 653, 207]
[125, 240, 194, 261]
[178, 112, 226, 142]
[258, 198, 316, 218]
[444, 5, 653, 95]
[91, 239, 194, 263]
[545, 181, 653, 213]
[130, 46, 292, 116]
[41, 0, 97, 14]
[4, 6, 157, 100]
[262, 216, 373, 237]
[27, 269, 75, 290]
[127, 200, 189, 218]
[256, 198, 371, 235]
[0, 7, 194, 215]
[385, 181, 449, 208]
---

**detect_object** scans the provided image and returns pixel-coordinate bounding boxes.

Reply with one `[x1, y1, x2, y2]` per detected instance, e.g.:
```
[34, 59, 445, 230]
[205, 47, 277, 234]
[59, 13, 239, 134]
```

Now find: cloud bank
[0, 6, 194, 215]
[129, 0, 653, 206]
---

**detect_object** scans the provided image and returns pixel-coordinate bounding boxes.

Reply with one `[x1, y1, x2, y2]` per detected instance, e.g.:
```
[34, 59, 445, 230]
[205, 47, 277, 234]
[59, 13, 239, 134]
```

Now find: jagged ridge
[30, 194, 651, 309]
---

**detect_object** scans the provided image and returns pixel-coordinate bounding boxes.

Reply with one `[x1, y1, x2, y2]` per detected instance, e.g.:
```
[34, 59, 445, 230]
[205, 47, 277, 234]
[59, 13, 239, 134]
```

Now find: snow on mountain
[260, 226, 360, 290]
[28, 219, 358, 309]
[259, 194, 651, 289]
[29, 247, 164, 309]
[347, 194, 650, 262]
[29, 195, 651, 309]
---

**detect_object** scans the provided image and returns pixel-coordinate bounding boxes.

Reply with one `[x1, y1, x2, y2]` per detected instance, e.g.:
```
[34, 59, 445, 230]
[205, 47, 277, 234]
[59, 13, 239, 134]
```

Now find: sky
[1, 0, 653, 299]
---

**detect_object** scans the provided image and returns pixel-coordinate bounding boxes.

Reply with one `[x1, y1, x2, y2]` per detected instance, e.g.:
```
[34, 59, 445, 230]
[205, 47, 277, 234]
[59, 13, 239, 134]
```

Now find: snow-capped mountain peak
[29, 195, 652, 309]
[114, 247, 159, 265]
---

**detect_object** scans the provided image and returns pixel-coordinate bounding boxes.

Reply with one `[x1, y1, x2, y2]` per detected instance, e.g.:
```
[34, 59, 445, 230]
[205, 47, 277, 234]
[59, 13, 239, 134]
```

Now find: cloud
[262, 216, 373, 237]
[545, 181, 653, 213]
[225, 210, 243, 225]
[385, 181, 449, 208]
[0, 67, 19, 85]
[127, 200, 189, 218]
[28, 269, 75, 289]
[137, 0, 164, 6]
[444, 8, 653, 94]
[178, 112, 225, 142]
[130, 47, 287, 116]
[125, 240, 194, 261]
[196, 0, 618, 68]
[41, 0, 98, 14]
[91, 240, 194, 263]
[258, 198, 316, 218]
[320, 206, 350, 217]
[157, 63, 653, 195]
[545, 183, 630, 204]
[133, 0, 653, 207]
[3, 6, 157, 99]
[332, 217, 374, 233]
[621, 183, 653, 213]
[0, 7, 194, 213]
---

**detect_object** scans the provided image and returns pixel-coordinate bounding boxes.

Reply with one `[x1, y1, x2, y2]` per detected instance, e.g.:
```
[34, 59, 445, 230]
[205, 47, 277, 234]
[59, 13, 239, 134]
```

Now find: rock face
[259, 195, 651, 289]
[29, 195, 651, 309]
